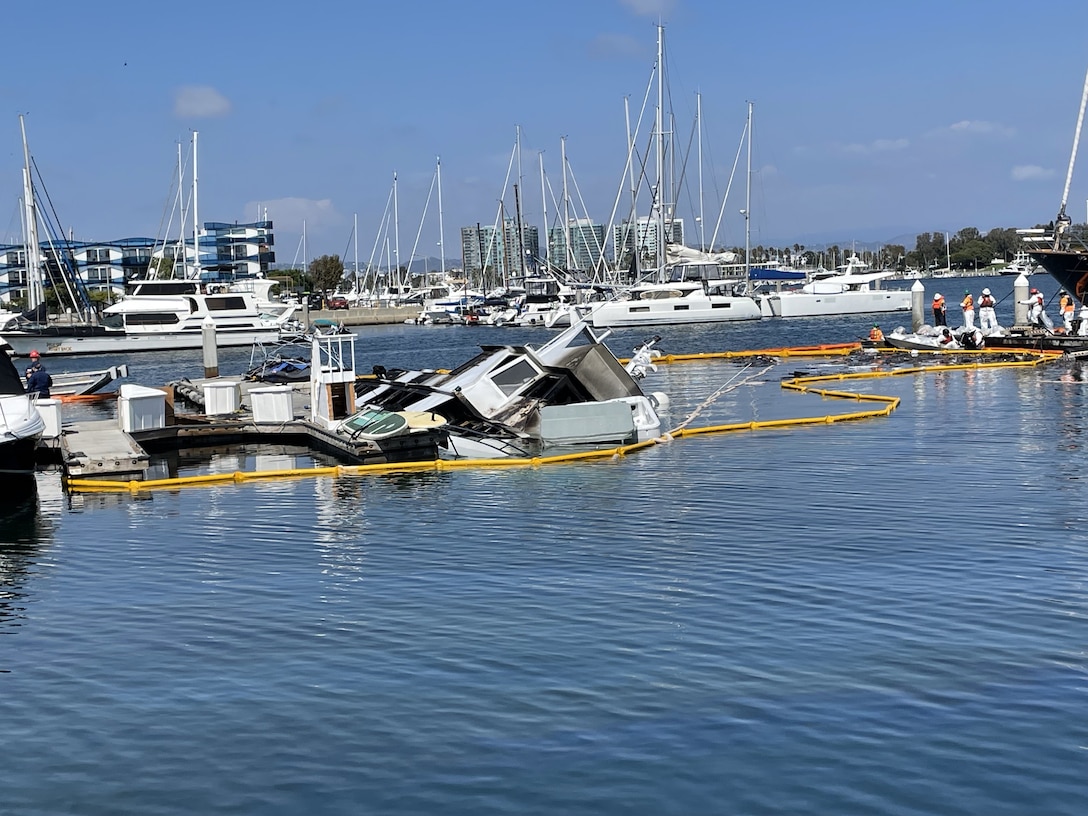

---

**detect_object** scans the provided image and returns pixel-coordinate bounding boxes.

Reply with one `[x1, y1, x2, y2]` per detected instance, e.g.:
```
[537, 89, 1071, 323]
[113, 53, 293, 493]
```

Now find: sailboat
[1, 130, 298, 357]
[0, 116, 108, 353]
[587, 26, 761, 329]
[1027, 67, 1088, 301]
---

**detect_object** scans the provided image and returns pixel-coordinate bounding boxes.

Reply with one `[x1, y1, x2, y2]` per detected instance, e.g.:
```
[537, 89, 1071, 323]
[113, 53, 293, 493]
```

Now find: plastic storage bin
[250, 385, 294, 423]
[36, 398, 62, 440]
[202, 380, 241, 416]
[118, 384, 166, 432]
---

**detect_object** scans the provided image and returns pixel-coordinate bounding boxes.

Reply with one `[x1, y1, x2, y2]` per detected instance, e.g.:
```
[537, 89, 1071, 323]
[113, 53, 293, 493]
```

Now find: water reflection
[0, 475, 50, 637]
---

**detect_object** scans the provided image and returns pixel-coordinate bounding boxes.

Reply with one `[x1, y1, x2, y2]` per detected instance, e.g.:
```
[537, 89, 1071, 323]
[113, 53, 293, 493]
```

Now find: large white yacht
[1, 278, 298, 358]
[760, 255, 912, 318]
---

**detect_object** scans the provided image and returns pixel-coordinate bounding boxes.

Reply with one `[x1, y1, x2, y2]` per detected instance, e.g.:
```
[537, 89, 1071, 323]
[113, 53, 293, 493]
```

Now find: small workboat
[885, 326, 962, 351]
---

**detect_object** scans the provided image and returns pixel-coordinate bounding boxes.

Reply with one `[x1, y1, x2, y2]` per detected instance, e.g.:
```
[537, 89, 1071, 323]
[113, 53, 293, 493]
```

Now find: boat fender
[649, 392, 670, 411]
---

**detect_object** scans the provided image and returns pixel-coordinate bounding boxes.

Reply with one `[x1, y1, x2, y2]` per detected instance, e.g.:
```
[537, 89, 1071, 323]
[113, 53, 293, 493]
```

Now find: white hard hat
[934, 292, 942, 299]
[982, 288, 990, 295]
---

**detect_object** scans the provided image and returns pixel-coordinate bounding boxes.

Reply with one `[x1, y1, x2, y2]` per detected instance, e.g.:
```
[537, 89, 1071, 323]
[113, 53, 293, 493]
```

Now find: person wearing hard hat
[978, 287, 998, 333]
[868, 323, 884, 342]
[932, 292, 947, 326]
[24, 350, 51, 398]
[960, 289, 975, 331]
[1020, 287, 1053, 331]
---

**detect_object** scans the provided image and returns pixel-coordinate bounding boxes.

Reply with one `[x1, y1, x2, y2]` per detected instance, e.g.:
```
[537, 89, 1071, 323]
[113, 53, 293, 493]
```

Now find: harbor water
[3, 274, 1088, 815]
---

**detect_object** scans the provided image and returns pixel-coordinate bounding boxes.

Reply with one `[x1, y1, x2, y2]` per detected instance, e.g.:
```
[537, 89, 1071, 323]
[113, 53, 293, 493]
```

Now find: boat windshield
[667, 263, 722, 283]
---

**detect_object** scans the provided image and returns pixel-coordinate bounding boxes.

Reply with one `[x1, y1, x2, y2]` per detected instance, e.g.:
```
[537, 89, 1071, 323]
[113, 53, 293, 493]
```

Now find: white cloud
[946, 120, 1015, 138]
[619, 0, 676, 16]
[842, 138, 909, 155]
[173, 85, 232, 118]
[1011, 165, 1056, 181]
[250, 197, 342, 230]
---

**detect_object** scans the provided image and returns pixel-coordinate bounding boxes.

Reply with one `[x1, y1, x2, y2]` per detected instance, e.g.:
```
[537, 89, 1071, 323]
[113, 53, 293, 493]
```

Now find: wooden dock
[59, 419, 151, 477]
[48, 378, 441, 481]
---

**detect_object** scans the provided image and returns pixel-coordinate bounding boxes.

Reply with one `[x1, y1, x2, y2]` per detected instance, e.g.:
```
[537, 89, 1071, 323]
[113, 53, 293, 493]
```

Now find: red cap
[29, 350, 40, 358]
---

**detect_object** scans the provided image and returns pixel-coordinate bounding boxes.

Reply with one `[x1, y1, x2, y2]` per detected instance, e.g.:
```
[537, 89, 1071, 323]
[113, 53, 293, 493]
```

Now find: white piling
[1014, 274, 1030, 327]
[911, 278, 925, 332]
[202, 315, 219, 378]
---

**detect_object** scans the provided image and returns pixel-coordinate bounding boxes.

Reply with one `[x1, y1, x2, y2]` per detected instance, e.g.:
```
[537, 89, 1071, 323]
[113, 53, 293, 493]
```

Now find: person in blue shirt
[24, 350, 51, 398]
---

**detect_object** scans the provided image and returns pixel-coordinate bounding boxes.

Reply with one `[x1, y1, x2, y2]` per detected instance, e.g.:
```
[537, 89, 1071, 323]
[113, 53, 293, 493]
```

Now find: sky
[2, 0, 1088, 269]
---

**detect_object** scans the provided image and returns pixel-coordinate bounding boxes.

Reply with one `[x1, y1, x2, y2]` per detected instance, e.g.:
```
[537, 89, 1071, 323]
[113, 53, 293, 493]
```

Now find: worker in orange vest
[960, 290, 975, 330]
[932, 293, 947, 326]
[1059, 290, 1076, 332]
[868, 324, 884, 342]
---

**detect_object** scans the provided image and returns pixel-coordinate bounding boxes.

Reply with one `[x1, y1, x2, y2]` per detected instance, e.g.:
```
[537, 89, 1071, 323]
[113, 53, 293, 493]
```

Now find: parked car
[327, 295, 349, 310]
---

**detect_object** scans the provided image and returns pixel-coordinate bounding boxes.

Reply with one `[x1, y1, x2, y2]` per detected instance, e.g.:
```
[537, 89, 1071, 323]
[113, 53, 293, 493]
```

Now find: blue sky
[2, 0, 1087, 267]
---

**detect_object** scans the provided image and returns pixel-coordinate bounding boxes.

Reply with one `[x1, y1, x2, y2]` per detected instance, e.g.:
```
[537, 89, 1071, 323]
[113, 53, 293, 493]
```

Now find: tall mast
[393, 171, 401, 290]
[624, 95, 638, 277]
[192, 131, 201, 277]
[515, 128, 526, 276]
[354, 212, 360, 294]
[176, 141, 185, 278]
[744, 101, 752, 281]
[1055, 66, 1088, 247]
[514, 183, 526, 277]
[697, 92, 705, 252]
[436, 156, 446, 278]
[539, 152, 548, 265]
[19, 115, 44, 310]
[655, 24, 665, 271]
[561, 136, 571, 270]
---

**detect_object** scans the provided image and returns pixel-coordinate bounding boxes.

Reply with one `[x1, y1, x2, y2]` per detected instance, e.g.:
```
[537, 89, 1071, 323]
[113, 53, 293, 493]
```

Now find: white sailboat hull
[766, 290, 912, 318]
[587, 295, 762, 328]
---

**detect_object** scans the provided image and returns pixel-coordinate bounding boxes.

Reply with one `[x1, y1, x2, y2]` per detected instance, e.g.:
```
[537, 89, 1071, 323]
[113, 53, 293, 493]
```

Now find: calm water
[4, 274, 1087, 815]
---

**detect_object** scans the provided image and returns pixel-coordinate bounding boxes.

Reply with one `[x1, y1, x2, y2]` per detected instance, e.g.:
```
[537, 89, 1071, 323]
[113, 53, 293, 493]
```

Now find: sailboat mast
[436, 156, 446, 279]
[514, 183, 527, 277]
[561, 136, 572, 270]
[697, 92, 705, 252]
[539, 152, 548, 268]
[744, 101, 753, 281]
[515, 128, 526, 277]
[1055, 66, 1088, 247]
[393, 171, 401, 291]
[192, 131, 201, 278]
[354, 212, 360, 295]
[176, 141, 185, 279]
[19, 115, 44, 310]
[655, 24, 665, 272]
[624, 95, 638, 279]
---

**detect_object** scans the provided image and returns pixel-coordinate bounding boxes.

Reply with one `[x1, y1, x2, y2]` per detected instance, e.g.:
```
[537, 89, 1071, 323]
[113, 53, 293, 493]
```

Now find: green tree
[309, 254, 345, 295]
[149, 256, 175, 278]
[951, 240, 992, 271]
[984, 227, 1019, 261]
